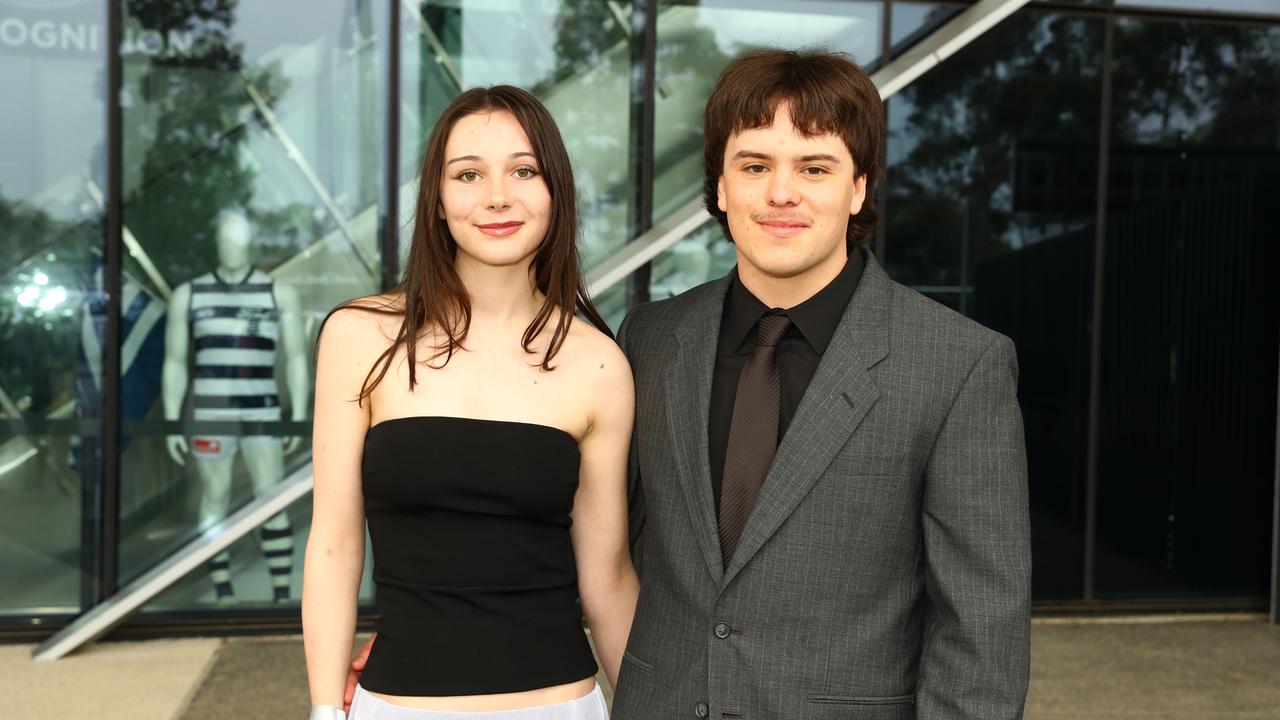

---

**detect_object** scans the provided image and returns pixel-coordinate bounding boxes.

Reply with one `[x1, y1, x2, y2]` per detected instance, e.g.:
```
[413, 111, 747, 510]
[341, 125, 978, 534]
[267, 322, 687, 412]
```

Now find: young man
[345, 49, 1030, 719]
[609, 49, 1030, 719]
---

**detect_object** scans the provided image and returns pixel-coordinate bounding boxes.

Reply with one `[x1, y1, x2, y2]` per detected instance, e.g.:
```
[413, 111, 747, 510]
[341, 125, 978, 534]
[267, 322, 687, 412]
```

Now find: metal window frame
[1274, 340, 1280, 624]
[876, 0, 893, 262]
[625, 0, 659, 311]
[96, 0, 125, 607]
[384, 0, 402, 288]
[1082, 3, 1117, 604]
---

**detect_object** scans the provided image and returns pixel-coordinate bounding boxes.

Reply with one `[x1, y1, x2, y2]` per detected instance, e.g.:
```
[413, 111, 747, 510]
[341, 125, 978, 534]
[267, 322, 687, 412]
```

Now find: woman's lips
[476, 221, 524, 237]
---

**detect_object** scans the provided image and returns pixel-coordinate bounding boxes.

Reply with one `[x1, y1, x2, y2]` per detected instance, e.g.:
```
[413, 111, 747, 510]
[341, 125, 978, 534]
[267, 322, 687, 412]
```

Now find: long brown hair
[329, 85, 609, 405]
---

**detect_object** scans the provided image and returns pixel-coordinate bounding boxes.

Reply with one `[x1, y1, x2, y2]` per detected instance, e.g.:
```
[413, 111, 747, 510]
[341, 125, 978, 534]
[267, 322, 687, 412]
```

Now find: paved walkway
[3, 618, 1278, 719]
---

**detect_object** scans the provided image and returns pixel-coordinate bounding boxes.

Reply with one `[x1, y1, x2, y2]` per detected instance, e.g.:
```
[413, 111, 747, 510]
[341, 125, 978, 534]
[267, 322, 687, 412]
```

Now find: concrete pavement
[2, 618, 1277, 719]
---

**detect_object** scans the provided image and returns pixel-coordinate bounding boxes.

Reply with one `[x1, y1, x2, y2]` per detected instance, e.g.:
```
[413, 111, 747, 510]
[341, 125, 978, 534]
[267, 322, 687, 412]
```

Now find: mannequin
[162, 209, 309, 603]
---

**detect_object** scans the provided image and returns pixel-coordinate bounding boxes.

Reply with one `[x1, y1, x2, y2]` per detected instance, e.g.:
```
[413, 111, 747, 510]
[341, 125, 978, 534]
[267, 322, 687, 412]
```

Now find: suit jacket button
[714, 622, 731, 639]
[694, 702, 709, 718]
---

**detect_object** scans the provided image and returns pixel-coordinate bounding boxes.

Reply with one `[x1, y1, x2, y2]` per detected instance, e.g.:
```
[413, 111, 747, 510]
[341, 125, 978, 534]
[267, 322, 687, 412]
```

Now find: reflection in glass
[1094, 17, 1280, 599]
[891, 2, 961, 57]
[161, 211, 308, 603]
[1116, 1, 1280, 17]
[119, 0, 386, 609]
[640, 219, 735, 312]
[884, 9, 1105, 600]
[0, 0, 107, 615]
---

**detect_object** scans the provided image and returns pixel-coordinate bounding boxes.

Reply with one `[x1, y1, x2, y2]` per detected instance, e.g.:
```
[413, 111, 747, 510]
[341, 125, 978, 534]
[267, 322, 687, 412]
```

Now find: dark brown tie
[719, 312, 792, 566]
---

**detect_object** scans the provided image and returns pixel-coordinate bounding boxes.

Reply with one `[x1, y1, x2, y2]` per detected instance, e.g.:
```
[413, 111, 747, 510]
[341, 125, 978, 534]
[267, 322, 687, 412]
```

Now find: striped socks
[261, 515, 294, 603]
[209, 551, 234, 599]
[206, 516, 295, 603]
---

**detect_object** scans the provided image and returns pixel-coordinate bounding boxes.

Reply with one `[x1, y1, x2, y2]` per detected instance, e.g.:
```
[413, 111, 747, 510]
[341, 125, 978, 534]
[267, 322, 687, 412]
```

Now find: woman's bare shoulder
[322, 293, 405, 342]
[561, 316, 632, 390]
[317, 295, 407, 373]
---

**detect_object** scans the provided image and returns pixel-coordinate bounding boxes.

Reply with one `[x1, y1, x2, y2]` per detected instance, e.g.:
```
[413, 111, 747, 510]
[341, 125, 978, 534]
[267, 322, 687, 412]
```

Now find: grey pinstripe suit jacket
[611, 249, 1031, 720]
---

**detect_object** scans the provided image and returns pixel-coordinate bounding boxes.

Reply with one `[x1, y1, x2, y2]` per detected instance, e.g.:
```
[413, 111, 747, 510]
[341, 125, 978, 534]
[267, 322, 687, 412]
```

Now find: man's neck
[736, 250, 848, 309]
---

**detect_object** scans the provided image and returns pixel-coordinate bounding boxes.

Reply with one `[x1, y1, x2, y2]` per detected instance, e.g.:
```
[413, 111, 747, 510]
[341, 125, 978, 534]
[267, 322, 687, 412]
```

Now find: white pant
[349, 685, 608, 720]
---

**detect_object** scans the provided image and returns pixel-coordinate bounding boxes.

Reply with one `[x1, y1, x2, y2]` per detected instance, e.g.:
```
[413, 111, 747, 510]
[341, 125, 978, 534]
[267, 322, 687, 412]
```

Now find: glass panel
[891, 3, 962, 57]
[642, 218, 736, 308]
[399, 0, 634, 269]
[119, 0, 386, 610]
[653, 1, 883, 223]
[1094, 16, 1280, 599]
[885, 9, 1105, 601]
[0, 0, 107, 615]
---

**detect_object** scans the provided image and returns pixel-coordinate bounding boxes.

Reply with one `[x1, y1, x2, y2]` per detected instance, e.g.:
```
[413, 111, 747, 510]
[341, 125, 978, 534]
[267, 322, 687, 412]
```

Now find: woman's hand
[344, 634, 376, 712]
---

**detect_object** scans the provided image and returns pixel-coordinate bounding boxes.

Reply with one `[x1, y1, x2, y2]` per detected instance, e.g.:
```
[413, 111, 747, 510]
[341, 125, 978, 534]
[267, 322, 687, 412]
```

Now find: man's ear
[717, 175, 728, 213]
[849, 173, 867, 216]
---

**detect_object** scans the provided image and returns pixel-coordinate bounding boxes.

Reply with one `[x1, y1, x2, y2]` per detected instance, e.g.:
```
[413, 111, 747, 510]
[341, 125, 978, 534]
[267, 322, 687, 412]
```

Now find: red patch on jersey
[193, 438, 222, 453]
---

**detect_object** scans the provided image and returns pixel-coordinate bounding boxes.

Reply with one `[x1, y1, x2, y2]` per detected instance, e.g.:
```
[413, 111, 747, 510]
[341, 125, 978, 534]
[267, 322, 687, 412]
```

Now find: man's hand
[344, 633, 375, 712]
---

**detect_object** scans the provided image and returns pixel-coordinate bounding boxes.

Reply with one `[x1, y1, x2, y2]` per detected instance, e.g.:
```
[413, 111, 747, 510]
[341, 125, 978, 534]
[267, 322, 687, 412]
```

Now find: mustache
[751, 212, 812, 225]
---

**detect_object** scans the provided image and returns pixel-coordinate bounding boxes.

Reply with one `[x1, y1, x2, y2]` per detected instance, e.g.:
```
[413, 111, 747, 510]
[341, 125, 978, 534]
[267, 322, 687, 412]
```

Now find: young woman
[303, 85, 637, 720]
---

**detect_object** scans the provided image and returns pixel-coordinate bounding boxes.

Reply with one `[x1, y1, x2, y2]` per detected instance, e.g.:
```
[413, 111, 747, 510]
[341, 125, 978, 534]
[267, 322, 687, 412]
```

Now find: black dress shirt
[708, 249, 865, 513]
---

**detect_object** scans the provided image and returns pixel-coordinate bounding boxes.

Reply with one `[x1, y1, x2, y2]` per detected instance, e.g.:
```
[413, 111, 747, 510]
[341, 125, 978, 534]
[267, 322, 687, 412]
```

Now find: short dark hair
[703, 49, 885, 248]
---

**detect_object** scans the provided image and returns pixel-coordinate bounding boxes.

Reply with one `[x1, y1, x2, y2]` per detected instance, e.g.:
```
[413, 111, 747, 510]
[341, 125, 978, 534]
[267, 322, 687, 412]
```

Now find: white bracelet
[309, 706, 347, 720]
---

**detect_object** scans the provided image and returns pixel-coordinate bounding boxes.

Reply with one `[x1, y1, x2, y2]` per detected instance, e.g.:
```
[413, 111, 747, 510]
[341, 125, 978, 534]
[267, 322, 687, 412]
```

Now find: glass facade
[1095, 14, 1280, 600]
[1, 0, 107, 617]
[1, 0, 1277, 635]
[117, 0, 390, 611]
[884, 7, 1107, 601]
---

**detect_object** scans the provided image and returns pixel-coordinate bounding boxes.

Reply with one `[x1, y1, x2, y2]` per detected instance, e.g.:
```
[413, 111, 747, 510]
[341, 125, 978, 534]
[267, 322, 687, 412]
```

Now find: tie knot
[755, 313, 791, 348]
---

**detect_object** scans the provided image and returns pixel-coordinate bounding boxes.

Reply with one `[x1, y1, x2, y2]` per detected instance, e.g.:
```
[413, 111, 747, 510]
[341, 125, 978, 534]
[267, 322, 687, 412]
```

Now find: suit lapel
[722, 250, 893, 587]
[665, 275, 732, 585]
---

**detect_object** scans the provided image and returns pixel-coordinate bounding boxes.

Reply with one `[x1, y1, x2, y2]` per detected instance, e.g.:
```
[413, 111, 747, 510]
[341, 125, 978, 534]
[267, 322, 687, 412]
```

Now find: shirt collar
[722, 247, 865, 356]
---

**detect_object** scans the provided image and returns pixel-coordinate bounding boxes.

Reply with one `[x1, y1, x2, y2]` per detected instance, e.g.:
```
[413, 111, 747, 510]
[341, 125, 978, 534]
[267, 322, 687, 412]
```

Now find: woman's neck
[454, 254, 544, 327]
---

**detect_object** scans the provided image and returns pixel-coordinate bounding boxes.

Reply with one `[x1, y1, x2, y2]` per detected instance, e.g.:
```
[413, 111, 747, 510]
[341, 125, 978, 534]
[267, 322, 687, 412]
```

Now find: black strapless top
[359, 416, 598, 696]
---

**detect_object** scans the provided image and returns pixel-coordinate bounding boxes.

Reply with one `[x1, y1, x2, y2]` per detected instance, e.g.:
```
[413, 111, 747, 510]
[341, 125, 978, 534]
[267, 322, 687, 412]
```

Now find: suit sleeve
[615, 312, 646, 574]
[917, 334, 1031, 719]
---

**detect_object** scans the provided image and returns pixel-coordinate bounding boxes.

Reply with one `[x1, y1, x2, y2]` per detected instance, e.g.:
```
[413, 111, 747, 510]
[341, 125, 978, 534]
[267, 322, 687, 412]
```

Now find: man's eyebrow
[446, 151, 536, 166]
[797, 153, 842, 164]
[730, 151, 843, 164]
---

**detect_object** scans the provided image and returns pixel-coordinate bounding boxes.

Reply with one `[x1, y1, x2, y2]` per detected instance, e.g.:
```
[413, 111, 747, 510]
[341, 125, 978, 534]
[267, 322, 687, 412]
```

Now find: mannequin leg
[193, 446, 236, 599]
[242, 438, 292, 602]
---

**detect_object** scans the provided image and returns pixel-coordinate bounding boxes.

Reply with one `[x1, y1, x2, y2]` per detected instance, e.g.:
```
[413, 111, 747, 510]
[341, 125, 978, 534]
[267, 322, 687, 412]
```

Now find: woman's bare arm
[303, 309, 375, 707]
[570, 338, 639, 691]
